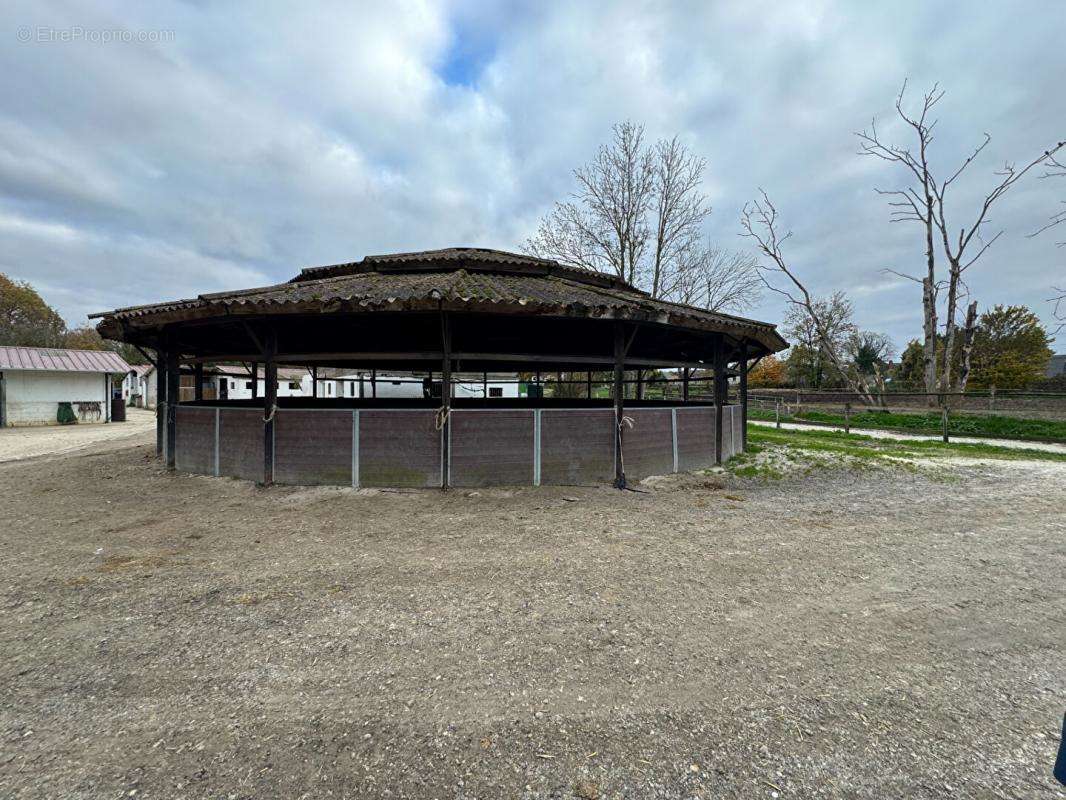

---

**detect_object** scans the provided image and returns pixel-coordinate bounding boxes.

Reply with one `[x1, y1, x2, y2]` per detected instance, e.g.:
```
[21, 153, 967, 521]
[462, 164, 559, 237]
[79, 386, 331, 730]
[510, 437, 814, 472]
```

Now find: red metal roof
[0, 346, 131, 374]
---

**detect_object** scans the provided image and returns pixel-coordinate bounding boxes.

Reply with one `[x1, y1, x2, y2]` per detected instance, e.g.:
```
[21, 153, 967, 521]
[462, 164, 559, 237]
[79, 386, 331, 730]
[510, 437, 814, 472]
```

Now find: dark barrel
[111, 395, 126, 422]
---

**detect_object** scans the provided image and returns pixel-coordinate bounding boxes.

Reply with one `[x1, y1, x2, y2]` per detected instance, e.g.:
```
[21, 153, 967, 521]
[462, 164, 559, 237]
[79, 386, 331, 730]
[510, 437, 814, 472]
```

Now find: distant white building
[211, 365, 326, 400]
[333, 372, 519, 399]
[122, 363, 155, 407]
[0, 346, 131, 426]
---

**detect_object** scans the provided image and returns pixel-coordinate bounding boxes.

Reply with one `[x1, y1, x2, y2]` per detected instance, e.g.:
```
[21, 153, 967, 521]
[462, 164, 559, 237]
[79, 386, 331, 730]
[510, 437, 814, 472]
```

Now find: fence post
[844, 402, 851, 434]
[775, 398, 781, 429]
[941, 402, 949, 443]
[989, 385, 996, 411]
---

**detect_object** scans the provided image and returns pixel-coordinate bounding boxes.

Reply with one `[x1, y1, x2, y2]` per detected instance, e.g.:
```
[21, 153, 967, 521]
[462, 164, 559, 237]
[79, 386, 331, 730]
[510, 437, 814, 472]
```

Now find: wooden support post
[165, 345, 179, 470]
[440, 312, 452, 490]
[586, 371, 592, 400]
[251, 362, 258, 399]
[263, 330, 277, 486]
[636, 369, 644, 401]
[312, 366, 318, 398]
[775, 398, 781, 429]
[941, 402, 949, 443]
[371, 369, 377, 398]
[194, 361, 204, 402]
[739, 342, 748, 451]
[483, 371, 488, 399]
[155, 352, 166, 454]
[713, 338, 726, 465]
[613, 322, 626, 489]
[682, 367, 690, 403]
[844, 402, 851, 434]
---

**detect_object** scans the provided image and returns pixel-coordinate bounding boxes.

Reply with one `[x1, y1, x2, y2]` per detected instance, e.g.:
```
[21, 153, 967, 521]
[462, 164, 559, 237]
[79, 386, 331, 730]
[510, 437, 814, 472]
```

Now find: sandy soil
[0, 408, 156, 463]
[1, 430, 1064, 799]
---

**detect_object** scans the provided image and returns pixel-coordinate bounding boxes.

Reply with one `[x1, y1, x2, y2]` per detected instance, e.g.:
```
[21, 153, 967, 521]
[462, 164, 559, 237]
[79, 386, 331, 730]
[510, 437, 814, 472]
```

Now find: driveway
[0, 407, 156, 463]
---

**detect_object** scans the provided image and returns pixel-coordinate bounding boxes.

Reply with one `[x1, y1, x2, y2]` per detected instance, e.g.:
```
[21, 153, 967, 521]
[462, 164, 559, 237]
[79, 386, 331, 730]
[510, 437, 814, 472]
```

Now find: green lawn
[745, 425, 1066, 463]
[748, 406, 1066, 443]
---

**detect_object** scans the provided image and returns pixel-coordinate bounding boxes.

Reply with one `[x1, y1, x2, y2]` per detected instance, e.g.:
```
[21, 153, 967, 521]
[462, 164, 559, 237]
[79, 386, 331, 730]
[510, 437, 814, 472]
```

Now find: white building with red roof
[0, 346, 131, 426]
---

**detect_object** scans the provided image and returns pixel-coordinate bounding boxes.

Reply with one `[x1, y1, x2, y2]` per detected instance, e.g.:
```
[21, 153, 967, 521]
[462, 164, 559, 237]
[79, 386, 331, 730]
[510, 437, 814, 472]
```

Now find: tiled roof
[0, 346, 131, 374]
[91, 247, 787, 353]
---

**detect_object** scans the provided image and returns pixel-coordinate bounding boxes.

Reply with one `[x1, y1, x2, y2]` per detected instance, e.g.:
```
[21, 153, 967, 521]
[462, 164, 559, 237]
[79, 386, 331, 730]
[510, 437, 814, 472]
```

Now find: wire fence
[748, 390, 1066, 443]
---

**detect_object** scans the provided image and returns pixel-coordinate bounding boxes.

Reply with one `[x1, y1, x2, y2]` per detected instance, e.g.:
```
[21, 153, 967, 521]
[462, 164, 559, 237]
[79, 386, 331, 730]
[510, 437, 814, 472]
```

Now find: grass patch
[747, 407, 1066, 442]
[748, 425, 1066, 463]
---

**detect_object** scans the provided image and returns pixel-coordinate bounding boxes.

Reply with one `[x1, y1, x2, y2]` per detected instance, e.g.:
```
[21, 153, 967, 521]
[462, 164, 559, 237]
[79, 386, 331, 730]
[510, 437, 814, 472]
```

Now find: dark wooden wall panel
[360, 410, 440, 488]
[274, 410, 352, 486]
[622, 408, 674, 480]
[218, 409, 264, 483]
[450, 410, 534, 487]
[175, 406, 215, 476]
[540, 409, 614, 485]
[733, 404, 743, 456]
[676, 406, 716, 471]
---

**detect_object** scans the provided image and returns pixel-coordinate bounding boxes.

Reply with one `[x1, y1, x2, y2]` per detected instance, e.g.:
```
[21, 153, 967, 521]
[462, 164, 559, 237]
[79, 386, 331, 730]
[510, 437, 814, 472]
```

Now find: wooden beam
[311, 365, 318, 398]
[613, 322, 625, 489]
[165, 345, 179, 469]
[194, 362, 204, 402]
[251, 362, 258, 399]
[179, 350, 713, 370]
[714, 336, 726, 465]
[155, 352, 165, 455]
[739, 341, 748, 451]
[440, 311, 452, 491]
[262, 330, 277, 486]
[682, 367, 690, 403]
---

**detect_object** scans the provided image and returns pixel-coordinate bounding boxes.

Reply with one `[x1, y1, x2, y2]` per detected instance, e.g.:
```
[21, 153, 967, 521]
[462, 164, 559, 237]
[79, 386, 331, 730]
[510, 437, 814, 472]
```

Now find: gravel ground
[1, 431, 1065, 799]
[0, 408, 156, 463]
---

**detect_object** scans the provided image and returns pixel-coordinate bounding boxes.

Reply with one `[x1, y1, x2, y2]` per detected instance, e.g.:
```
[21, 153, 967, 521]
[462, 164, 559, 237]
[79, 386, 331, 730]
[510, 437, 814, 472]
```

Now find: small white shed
[0, 346, 131, 427]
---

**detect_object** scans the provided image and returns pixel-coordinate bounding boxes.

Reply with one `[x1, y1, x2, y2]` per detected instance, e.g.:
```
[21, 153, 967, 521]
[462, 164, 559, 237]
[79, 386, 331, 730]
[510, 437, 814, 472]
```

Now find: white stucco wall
[2, 370, 110, 426]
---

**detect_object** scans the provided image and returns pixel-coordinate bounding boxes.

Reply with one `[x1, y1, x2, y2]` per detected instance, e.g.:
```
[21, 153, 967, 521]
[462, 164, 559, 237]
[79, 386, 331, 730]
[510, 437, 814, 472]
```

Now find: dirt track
[0, 408, 155, 463]
[1, 431, 1064, 798]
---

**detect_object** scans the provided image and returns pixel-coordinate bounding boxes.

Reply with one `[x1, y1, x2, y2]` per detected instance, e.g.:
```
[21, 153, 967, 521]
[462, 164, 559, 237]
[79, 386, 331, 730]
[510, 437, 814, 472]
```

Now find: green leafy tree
[0, 273, 67, 347]
[63, 326, 108, 350]
[894, 339, 925, 388]
[966, 305, 1053, 390]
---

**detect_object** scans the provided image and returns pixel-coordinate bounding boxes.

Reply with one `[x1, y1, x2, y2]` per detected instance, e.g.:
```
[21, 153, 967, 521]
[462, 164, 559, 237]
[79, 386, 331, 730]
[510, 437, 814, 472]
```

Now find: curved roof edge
[91, 247, 788, 355]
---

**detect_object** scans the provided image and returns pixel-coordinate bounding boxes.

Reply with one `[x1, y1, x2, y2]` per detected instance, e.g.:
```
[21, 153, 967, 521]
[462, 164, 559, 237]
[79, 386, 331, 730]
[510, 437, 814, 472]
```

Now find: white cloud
[0, 0, 1062, 349]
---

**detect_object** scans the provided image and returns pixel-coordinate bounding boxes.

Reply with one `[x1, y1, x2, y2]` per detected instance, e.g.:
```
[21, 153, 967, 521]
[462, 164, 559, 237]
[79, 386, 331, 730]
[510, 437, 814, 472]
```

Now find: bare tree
[662, 245, 762, 313]
[858, 81, 1065, 399]
[784, 293, 857, 387]
[741, 191, 877, 404]
[527, 121, 654, 285]
[856, 81, 941, 400]
[1030, 153, 1066, 333]
[528, 123, 762, 315]
[1031, 153, 1066, 242]
[648, 136, 710, 298]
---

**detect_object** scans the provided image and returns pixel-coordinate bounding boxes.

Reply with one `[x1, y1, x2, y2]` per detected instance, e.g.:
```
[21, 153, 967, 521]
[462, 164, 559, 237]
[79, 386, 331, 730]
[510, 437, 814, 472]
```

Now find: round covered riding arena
[92, 248, 786, 489]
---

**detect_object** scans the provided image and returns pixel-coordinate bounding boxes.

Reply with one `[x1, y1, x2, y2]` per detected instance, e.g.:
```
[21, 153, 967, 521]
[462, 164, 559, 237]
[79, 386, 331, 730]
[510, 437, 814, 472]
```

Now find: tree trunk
[957, 301, 978, 393]
[922, 276, 938, 405]
[939, 260, 962, 395]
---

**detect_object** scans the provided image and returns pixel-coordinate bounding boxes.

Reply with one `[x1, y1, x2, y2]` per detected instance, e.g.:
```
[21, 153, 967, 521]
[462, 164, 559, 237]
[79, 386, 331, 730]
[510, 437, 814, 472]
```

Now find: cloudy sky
[2, 0, 1064, 349]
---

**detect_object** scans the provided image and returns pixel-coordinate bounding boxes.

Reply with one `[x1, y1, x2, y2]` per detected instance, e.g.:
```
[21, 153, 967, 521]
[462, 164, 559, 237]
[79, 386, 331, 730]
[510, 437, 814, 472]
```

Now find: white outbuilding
[0, 346, 131, 427]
